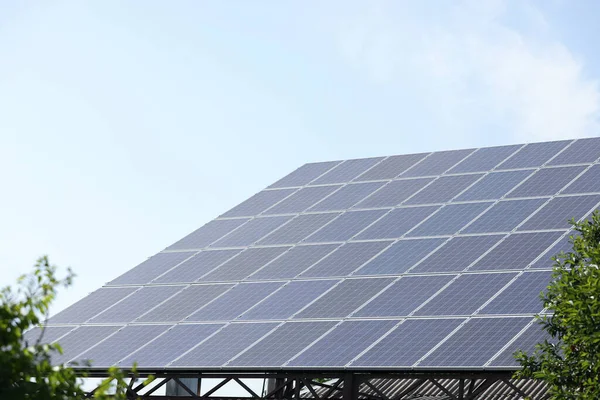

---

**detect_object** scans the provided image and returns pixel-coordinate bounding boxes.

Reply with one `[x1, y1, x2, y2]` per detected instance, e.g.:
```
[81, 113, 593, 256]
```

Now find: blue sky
[1, 0, 600, 317]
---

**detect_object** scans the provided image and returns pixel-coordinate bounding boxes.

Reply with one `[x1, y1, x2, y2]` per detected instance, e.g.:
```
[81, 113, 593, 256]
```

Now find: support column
[342, 373, 357, 400]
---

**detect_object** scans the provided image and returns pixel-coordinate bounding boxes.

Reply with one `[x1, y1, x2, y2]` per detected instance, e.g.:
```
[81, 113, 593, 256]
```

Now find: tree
[0, 256, 150, 399]
[515, 212, 600, 399]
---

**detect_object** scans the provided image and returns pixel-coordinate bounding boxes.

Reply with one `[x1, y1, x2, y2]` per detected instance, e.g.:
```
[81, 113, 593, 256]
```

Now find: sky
[1, 0, 600, 341]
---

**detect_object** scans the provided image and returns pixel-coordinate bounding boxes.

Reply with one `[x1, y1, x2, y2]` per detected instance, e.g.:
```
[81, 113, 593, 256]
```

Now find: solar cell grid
[354, 275, 455, 317]
[294, 278, 394, 319]
[23, 326, 74, 347]
[356, 206, 439, 240]
[562, 164, 600, 194]
[199, 246, 290, 282]
[186, 282, 283, 322]
[229, 321, 337, 367]
[288, 320, 397, 367]
[480, 271, 551, 315]
[414, 273, 516, 316]
[153, 249, 241, 283]
[312, 157, 384, 185]
[352, 319, 464, 367]
[89, 286, 183, 324]
[410, 235, 504, 273]
[506, 166, 585, 198]
[355, 238, 446, 276]
[109, 252, 195, 285]
[407, 202, 492, 237]
[167, 218, 249, 250]
[220, 188, 296, 218]
[418, 317, 531, 367]
[119, 324, 223, 367]
[171, 322, 279, 367]
[263, 185, 341, 215]
[353, 178, 433, 208]
[497, 140, 571, 170]
[210, 216, 292, 248]
[239, 280, 338, 320]
[268, 161, 340, 188]
[530, 234, 573, 269]
[548, 137, 600, 165]
[247, 244, 340, 280]
[136, 284, 233, 323]
[355, 153, 429, 181]
[56, 326, 122, 365]
[309, 182, 385, 211]
[454, 170, 534, 201]
[405, 174, 483, 205]
[401, 149, 474, 177]
[518, 195, 600, 231]
[462, 199, 547, 234]
[305, 209, 388, 243]
[300, 240, 392, 278]
[49, 287, 137, 324]
[257, 213, 340, 245]
[489, 323, 549, 367]
[471, 231, 564, 271]
[448, 145, 521, 173]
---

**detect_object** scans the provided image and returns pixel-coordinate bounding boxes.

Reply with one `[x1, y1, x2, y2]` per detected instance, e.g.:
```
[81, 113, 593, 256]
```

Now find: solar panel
[488, 323, 550, 367]
[530, 233, 573, 269]
[23, 326, 74, 347]
[46, 138, 600, 372]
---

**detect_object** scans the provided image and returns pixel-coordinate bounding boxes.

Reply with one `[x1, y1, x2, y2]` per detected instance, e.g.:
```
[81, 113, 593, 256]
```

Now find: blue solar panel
[167, 218, 250, 250]
[547, 137, 600, 165]
[210, 216, 292, 248]
[517, 195, 600, 231]
[407, 203, 492, 237]
[410, 235, 504, 273]
[401, 149, 475, 177]
[23, 326, 74, 347]
[89, 286, 183, 323]
[186, 282, 283, 322]
[353, 178, 433, 208]
[356, 238, 446, 276]
[419, 317, 530, 367]
[136, 284, 234, 323]
[563, 164, 600, 194]
[229, 321, 337, 367]
[455, 170, 534, 202]
[199, 246, 290, 282]
[172, 322, 279, 367]
[220, 188, 296, 218]
[356, 206, 439, 240]
[288, 320, 397, 367]
[263, 185, 341, 215]
[119, 324, 223, 367]
[268, 161, 340, 188]
[247, 244, 340, 280]
[55, 326, 122, 365]
[312, 158, 385, 185]
[354, 275, 454, 317]
[257, 213, 340, 245]
[76, 325, 170, 367]
[309, 182, 386, 211]
[506, 166, 585, 198]
[239, 280, 337, 320]
[352, 319, 464, 367]
[448, 145, 522, 173]
[497, 140, 571, 170]
[530, 234, 572, 269]
[471, 231, 564, 271]
[49, 287, 137, 324]
[489, 323, 549, 367]
[355, 153, 429, 181]
[462, 199, 546, 234]
[405, 174, 483, 205]
[305, 209, 388, 242]
[480, 271, 551, 315]
[414, 273, 516, 316]
[300, 241, 392, 278]
[294, 278, 394, 319]
[108, 252, 196, 285]
[153, 249, 241, 283]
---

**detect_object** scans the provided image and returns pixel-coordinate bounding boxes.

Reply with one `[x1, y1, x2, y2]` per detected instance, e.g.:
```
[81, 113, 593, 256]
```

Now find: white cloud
[333, 0, 600, 142]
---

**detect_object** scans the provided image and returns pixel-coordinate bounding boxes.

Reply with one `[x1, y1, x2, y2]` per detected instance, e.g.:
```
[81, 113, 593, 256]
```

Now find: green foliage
[515, 212, 600, 399]
[0, 256, 152, 399]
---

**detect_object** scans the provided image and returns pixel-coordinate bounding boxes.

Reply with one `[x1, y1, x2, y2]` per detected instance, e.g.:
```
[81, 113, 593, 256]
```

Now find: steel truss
[83, 370, 547, 399]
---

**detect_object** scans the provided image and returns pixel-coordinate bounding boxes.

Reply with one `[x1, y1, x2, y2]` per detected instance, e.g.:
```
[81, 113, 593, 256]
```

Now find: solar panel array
[34, 138, 600, 371]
